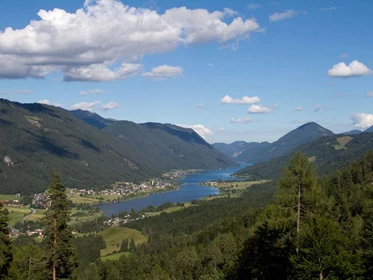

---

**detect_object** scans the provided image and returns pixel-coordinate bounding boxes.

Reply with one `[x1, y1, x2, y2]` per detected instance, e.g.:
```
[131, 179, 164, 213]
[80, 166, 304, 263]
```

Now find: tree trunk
[320, 270, 323, 280]
[53, 216, 57, 280]
[296, 179, 301, 255]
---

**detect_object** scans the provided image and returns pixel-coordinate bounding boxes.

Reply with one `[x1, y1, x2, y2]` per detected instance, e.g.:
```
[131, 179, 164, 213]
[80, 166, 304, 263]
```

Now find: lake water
[99, 163, 248, 217]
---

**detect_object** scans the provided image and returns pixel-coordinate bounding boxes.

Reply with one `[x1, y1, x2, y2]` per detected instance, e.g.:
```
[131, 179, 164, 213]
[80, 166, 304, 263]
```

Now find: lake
[99, 163, 248, 217]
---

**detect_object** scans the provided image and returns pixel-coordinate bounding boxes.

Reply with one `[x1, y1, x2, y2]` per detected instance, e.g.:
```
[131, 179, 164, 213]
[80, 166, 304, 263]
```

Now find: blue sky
[0, 0, 372, 143]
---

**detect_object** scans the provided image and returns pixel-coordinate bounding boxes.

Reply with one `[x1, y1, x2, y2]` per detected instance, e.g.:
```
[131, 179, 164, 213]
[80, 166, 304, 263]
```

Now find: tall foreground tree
[0, 201, 12, 278]
[44, 172, 75, 280]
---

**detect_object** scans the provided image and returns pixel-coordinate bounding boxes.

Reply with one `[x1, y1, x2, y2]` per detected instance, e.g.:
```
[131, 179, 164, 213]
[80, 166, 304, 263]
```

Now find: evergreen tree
[0, 201, 12, 278]
[120, 239, 128, 252]
[44, 172, 75, 280]
[129, 238, 136, 252]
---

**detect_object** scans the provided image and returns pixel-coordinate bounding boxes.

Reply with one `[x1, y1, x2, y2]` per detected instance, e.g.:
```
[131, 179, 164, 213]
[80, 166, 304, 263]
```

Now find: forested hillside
[235, 132, 373, 180]
[213, 122, 333, 163]
[7, 150, 373, 279]
[0, 99, 234, 194]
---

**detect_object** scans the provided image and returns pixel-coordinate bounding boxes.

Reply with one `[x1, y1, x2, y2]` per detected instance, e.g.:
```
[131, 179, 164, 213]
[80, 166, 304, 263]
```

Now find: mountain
[343, 129, 361, 135]
[101, 121, 235, 172]
[365, 126, 373, 133]
[212, 141, 249, 157]
[0, 99, 234, 194]
[70, 109, 114, 129]
[229, 122, 334, 163]
[235, 132, 373, 180]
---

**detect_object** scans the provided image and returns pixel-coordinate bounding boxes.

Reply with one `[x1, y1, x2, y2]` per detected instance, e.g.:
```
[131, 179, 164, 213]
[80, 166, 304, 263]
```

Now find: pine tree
[120, 239, 128, 252]
[0, 201, 12, 278]
[44, 172, 75, 280]
[129, 238, 136, 252]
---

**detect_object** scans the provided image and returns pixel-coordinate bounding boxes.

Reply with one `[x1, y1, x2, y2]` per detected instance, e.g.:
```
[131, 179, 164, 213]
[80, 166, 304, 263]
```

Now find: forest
[1, 151, 373, 279]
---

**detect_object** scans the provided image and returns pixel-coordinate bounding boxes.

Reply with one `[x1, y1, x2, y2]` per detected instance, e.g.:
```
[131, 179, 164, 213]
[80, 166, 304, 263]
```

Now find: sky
[0, 0, 372, 143]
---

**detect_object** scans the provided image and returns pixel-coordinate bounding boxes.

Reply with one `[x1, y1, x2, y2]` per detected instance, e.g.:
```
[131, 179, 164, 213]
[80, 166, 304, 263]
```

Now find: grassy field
[100, 252, 130, 261]
[24, 209, 46, 222]
[7, 206, 32, 225]
[145, 202, 195, 217]
[213, 180, 270, 190]
[68, 195, 100, 205]
[98, 227, 148, 257]
[0, 195, 19, 201]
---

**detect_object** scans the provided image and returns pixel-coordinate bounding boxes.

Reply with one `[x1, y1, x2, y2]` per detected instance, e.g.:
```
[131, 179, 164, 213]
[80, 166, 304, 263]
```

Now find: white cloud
[177, 124, 214, 140]
[208, 63, 214, 67]
[352, 113, 373, 129]
[142, 65, 183, 78]
[80, 89, 105, 96]
[366, 91, 373, 97]
[217, 128, 225, 132]
[327, 60, 372, 77]
[314, 104, 322, 112]
[340, 53, 348, 58]
[63, 63, 142, 82]
[37, 99, 62, 107]
[197, 103, 205, 108]
[71, 101, 102, 111]
[269, 10, 298, 22]
[248, 104, 271, 114]
[0, 90, 8, 95]
[230, 117, 253, 123]
[102, 101, 120, 111]
[248, 3, 261, 9]
[321, 7, 337, 11]
[70, 100, 120, 111]
[294, 106, 304, 111]
[221, 95, 260, 104]
[224, 8, 237, 17]
[17, 89, 34, 94]
[0, 0, 260, 81]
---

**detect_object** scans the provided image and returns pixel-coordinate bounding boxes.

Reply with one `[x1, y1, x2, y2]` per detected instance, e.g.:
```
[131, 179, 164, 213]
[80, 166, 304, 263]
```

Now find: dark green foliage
[236, 132, 373, 180]
[129, 238, 136, 252]
[0, 202, 12, 278]
[0, 98, 234, 194]
[71, 235, 106, 263]
[215, 122, 333, 163]
[120, 239, 128, 252]
[44, 172, 76, 279]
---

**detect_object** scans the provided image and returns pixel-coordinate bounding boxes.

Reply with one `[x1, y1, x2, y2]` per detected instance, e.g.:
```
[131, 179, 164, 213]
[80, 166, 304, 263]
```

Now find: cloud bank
[0, 0, 260, 81]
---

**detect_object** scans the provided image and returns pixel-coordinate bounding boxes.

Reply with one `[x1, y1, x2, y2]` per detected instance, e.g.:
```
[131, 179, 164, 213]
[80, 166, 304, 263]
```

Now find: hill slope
[235, 133, 373, 180]
[0, 99, 234, 194]
[214, 122, 334, 163]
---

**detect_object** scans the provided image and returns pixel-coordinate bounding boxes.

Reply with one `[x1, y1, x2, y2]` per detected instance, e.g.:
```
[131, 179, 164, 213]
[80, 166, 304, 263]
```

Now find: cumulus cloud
[71, 101, 102, 111]
[70, 100, 120, 111]
[314, 104, 322, 112]
[102, 101, 120, 111]
[321, 7, 337, 11]
[327, 60, 372, 77]
[177, 124, 214, 140]
[230, 117, 253, 123]
[142, 65, 183, 78]
[197, 103, 205, 108]
[208, 63, 214, 67]
[248, 3, 261, 9]
[80, 89, 105, 96]
[63, 63, 142, 82]
[223, 8, 237, 17]
[0, 0, 260, 81]
[366, 91, 373, 97]
[221, 95, 260, 104]
[294, 106, 304, 111]
[352, 113, 373, 129]
[248, 104, 271, 114]
[269, 10, 298, 22]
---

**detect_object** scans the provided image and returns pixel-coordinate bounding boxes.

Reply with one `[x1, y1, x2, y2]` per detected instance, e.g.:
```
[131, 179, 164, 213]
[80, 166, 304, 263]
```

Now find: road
[22, 208, 35, 222]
